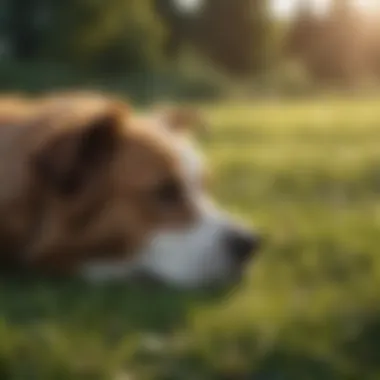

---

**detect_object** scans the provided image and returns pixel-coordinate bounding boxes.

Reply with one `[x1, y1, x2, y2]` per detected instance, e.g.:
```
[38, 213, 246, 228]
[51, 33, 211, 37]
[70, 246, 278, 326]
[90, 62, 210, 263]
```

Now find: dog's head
[27, 94, 261, 288]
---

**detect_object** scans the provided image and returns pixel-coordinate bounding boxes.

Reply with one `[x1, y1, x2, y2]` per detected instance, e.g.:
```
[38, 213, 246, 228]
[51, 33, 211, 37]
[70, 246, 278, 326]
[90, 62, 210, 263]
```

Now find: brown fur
[0, 92, 196, 275]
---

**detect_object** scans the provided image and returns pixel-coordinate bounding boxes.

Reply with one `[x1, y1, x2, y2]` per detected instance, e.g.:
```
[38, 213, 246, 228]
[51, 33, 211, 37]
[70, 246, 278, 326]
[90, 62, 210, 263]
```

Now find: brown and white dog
[0, 91, 261, 288]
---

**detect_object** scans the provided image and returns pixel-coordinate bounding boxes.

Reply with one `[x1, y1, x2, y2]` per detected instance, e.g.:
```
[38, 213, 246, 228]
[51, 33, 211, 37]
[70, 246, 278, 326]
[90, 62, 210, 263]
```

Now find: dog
[0, 91, 261, 288]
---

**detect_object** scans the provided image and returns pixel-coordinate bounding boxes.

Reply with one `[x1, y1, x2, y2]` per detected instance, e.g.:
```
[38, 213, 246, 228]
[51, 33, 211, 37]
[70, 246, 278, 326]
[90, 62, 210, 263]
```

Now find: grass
[1, 97, 380, 379]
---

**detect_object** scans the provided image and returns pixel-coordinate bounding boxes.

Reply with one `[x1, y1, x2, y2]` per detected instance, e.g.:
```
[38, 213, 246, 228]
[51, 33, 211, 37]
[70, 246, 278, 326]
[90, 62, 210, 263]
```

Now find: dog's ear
[153, 105, 209, 137]
[33, 104, 126, 196]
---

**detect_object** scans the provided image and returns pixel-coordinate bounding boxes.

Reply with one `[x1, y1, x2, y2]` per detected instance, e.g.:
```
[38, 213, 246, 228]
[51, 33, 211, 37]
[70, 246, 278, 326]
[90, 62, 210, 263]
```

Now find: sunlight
[177, 0, 378, 18]
[176, 0, 203, 13]
[271, 0, 378, 18]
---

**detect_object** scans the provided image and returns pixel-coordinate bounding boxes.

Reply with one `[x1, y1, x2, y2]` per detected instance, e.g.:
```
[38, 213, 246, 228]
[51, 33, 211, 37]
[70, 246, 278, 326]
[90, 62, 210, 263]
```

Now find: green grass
[2, 97, 380, 379]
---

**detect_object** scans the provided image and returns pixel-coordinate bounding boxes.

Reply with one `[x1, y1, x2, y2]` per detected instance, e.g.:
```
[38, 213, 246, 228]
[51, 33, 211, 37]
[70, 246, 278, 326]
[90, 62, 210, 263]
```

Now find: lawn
[1, 97, 380, 379]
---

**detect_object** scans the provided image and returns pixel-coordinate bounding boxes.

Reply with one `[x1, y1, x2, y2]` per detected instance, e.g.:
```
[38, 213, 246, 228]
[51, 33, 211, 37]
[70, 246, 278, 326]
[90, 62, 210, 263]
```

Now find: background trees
[1, 0, 380, 91]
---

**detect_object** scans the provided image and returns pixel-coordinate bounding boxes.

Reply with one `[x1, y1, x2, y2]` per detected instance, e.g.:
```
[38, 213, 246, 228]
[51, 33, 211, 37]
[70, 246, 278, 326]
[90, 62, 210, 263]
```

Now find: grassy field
[1, 97, 380, 379]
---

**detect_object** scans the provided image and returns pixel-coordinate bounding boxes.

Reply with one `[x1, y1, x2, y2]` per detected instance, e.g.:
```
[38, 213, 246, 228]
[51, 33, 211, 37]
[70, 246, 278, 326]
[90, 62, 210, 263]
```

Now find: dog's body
[0, 92, 260, 288]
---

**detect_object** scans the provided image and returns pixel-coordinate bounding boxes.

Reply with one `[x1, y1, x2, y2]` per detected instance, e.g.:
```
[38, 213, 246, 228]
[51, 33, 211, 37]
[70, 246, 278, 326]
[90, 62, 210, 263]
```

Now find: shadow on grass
[0, 273, 234, 333]
[2, 275, 380, 379]
[0, 274, 242, 379]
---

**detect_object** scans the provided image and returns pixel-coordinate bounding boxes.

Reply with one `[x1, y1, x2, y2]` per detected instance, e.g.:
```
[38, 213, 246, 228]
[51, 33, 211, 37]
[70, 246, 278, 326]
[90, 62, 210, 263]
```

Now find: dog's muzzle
[224, 226, 263, 265]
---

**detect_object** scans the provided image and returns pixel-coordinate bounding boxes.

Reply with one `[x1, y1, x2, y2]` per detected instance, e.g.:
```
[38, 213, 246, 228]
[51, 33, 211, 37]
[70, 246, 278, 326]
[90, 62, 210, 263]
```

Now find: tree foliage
[2, 0, 276, 78]
[284, 0, 380, 86]
[4, 0, 166, 73]
[155, 0, 274, 78]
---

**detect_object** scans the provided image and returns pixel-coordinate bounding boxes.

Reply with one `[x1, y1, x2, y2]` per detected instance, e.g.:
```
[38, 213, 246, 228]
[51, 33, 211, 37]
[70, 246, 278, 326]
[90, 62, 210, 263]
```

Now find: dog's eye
[154, 179, 183, 205]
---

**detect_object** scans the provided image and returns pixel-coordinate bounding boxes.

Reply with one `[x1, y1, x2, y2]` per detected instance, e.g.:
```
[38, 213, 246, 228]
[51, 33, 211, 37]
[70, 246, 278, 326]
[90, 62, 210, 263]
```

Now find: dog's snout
[225, 228, 262, 263]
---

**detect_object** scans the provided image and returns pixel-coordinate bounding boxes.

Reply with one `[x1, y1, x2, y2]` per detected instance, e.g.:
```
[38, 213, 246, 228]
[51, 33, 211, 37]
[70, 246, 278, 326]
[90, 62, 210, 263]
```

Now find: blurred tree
[2, 0, 165, 73]
[284, 0, 373, 87]
[283, 0, 321, 60]
[45, 0, 165, 73]
[155, 0, 274, 78]
[322, 0, 363, 83]
[368, 15, 380, 79]
[7, 0, 42, 60]
[154, 0, 192, 58]
[330, 0, 351, 17]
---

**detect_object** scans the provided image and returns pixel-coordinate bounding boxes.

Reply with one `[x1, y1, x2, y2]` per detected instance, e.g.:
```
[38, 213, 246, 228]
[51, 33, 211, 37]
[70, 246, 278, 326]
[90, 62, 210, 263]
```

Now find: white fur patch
[80, 118, 246, 288]
[130, 135, 240, 288]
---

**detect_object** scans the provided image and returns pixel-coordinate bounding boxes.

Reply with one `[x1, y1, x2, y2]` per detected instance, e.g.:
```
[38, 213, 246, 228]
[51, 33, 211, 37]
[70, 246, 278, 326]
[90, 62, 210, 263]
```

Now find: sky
[177, 0, 378, 18]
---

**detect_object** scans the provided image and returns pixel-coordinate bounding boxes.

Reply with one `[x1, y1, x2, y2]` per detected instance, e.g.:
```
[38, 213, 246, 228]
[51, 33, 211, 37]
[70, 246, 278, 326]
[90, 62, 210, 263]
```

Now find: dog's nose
[226, 229, 262, 263]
